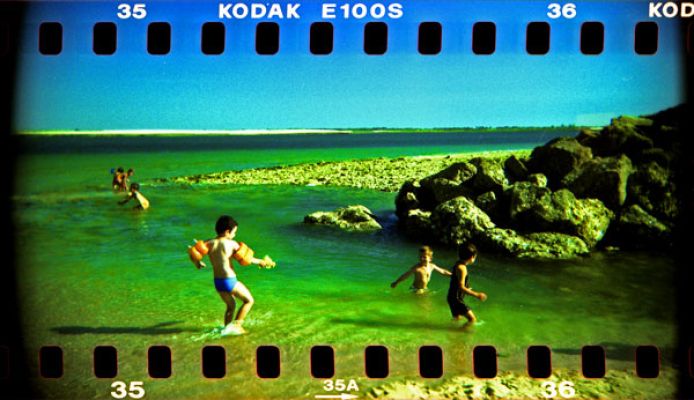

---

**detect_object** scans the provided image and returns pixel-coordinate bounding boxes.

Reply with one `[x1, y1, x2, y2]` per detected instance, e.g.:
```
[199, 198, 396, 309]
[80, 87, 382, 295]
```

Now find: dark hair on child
[458, 242, 478, 262]
[419, 245, 433, 256]
[117, 167, 124, 173]
[215, 215, 238, 235]
[130, 182, 140, 191]
[127, 168, 134, 174]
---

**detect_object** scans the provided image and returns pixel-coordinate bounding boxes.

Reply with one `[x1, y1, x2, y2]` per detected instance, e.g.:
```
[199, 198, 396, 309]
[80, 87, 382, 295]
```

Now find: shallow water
[12, 132, 677, 399]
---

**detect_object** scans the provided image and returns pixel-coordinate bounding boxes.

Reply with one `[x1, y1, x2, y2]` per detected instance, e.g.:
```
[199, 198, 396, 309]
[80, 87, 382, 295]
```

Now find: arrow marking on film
[314, 394, 358, 400]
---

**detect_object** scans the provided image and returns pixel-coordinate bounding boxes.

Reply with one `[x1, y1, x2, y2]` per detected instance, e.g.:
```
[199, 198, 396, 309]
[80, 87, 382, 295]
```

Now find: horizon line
[15, 126, 586, 136]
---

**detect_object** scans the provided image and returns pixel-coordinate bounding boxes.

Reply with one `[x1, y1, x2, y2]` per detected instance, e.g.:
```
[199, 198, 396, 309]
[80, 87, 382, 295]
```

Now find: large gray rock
[418, 162, 477, 207]
[626, 161, 678, 221]
[586, 118, 654, 158]
[606, 204, 671, 249]
[400, 208, 435, 238]
[630, 147, 673, 168]
[561, 155, 633, 210]
[470, 157, 508, 194]
[507, 182, 552, 221]
[479, 228, 589, 259]
[395, 180, 420, 219]
[504, 155, 529, 182]
[527, 173, 548, 188]
[430, 196, 495, 245]
[507, 184, 613, 247]
[304, 205, 382, 232]
[528, 137, 593, 186]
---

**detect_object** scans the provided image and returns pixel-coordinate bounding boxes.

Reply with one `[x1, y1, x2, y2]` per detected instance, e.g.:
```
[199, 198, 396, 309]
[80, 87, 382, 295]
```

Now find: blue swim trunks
[214, 277, 238, 293]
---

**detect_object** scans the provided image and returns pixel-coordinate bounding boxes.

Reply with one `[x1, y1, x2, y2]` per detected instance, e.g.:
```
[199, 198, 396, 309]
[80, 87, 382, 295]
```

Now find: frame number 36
[542, 381, 576, 398]
[111, 381, 145, 399]
[547, 3, 577, 19]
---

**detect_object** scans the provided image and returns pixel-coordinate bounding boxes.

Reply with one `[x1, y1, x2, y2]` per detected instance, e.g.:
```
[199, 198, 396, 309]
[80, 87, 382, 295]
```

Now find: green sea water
[12, 133, 678, 399]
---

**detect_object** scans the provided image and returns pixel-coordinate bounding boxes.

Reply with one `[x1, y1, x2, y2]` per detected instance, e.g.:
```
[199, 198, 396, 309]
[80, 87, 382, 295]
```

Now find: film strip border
[1, 20, 692, 56]
[1, 344, 692, 380]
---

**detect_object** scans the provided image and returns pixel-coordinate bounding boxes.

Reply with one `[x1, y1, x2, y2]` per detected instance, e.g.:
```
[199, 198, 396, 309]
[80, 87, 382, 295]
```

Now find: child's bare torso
[208, 237, 239, 279]
[412, 263, 434, 289]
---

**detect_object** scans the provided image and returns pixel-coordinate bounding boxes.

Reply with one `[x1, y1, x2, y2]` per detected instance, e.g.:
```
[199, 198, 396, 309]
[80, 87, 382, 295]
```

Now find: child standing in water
[448, 243, 487, 327]
[391, 246, 451, 294]
[112, 167, 125, 191]
[118, 183, 150, 210]
[189, 215, 275, 336]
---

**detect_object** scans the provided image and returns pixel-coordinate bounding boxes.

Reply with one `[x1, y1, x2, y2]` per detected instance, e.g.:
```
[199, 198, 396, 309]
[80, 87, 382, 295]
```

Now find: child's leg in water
[217, 291, 236, 326]
[231, 282, 254, 324]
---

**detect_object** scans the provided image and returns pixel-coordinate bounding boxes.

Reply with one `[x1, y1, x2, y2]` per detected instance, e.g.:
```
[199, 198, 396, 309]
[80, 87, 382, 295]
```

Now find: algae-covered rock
[508, 185, 613, 247]
[507, 182, 552, 222]
[400, 208, 435, 238]
[527, 173, 548, 187]
[394, 180, 420, 219]
[627, 161, 678, 221]
[504, 154, 529, 182]
[587, 119, 654, 158]
[631, 147, 672, 168]
[470, 157, 508, 194]
[430, 197, 495, 245]
[479, 228, 590, 259]
[607, 204, 671, 249]
[304, 205, 382, 232]
[527, 137, 593, 186]
[561, 155, 633, 210]
[418, 162, 477, 206]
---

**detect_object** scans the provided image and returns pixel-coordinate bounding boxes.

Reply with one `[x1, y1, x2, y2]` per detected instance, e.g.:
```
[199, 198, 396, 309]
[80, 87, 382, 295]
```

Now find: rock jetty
[396, 106, 684, 258]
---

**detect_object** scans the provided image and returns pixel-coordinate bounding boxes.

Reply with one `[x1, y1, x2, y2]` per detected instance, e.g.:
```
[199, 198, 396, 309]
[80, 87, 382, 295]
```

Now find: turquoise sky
[12, 0, 685, 131]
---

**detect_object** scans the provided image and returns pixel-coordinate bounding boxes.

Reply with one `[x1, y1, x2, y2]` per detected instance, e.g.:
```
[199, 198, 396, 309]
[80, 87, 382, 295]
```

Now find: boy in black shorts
[447, 243, 487, 326]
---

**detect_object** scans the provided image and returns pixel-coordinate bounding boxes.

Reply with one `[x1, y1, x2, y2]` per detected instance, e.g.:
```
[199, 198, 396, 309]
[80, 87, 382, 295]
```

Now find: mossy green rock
[561, 155, 633, 210]
[508, 184, 613, 247]
[430, 196, 495, 245]
[470, 157, 508, 194]
[528, 137, 593, 186]
[419, 162, 477, 206]
[608, 204, 671, 249]
[503, 154, 529, 182]
[479, 228, 590, 259]
[627, 161, 678, 221]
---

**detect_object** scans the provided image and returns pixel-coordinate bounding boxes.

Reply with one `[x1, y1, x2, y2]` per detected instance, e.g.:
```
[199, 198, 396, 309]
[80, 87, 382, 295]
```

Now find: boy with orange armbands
[188, 215, 275, 336]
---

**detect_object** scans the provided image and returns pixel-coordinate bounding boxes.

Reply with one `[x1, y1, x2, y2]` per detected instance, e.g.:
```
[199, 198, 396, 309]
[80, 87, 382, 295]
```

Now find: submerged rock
[304, 205, 382, 232]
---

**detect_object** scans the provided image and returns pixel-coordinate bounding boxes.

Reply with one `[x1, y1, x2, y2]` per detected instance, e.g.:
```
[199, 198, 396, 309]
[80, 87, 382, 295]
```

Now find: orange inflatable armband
[194, 240, 209, 255]
[188, 240, 209, 264]
[233, 242, 254, 266]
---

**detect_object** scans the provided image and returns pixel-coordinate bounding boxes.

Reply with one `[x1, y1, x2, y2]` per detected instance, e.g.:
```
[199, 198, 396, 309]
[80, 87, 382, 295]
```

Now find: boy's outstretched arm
[232, 242, 276, 268]
[456, 265, 487, 301]
[431, 264, 452, 276]
[391, 267, 414, 288]
[117, 194, 132, 205]
[248, 255, 276, 268]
